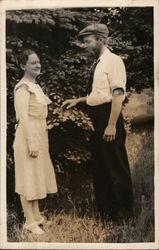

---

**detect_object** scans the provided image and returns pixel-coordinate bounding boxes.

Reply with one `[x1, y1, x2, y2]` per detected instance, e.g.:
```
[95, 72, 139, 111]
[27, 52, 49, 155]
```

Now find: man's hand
[46, 124, 54, 130]
[62, 99, 79, 109]
[103, 91, 123, 142]
[103, 124, 116, 142]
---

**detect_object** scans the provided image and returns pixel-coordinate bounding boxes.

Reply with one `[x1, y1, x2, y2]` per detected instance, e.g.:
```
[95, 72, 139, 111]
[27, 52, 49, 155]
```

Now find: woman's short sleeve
[14, 84, 30, 118]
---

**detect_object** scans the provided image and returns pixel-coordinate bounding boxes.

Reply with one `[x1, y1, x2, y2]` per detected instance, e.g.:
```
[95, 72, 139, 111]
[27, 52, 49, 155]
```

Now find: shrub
[6, 8, 153, 213]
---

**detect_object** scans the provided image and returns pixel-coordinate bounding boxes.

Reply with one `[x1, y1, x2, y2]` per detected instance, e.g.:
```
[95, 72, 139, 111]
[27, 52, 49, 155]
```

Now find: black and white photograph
[0, 0, 159, 249]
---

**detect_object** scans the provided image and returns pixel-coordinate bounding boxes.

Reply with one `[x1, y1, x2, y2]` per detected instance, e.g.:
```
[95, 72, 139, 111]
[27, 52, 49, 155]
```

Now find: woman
[13, 49, 57, 235]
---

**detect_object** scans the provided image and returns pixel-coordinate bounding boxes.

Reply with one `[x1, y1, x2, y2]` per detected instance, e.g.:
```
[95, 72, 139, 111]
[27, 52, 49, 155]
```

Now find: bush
[6, 8, 153, 213]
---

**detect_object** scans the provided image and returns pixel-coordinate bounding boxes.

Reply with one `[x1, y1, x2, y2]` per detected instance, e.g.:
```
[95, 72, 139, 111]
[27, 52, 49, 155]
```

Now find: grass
[7, 128, 154, 243]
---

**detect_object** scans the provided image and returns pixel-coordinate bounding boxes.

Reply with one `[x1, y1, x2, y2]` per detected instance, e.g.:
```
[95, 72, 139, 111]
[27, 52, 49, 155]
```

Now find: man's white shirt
[86, 48, 126, 106]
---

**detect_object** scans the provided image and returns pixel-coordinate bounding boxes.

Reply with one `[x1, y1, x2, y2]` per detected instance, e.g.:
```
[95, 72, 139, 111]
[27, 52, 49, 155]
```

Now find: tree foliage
[6, 7, 153, 212]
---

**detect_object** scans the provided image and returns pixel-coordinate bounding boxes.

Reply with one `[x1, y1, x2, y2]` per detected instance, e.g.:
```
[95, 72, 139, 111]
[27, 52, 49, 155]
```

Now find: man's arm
[62, 96, 87, 109]
[103, 88, 124, 142]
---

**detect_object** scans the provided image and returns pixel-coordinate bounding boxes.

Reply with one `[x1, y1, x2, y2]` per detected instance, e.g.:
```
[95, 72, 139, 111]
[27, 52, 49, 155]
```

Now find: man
[62, 23, 134, 222]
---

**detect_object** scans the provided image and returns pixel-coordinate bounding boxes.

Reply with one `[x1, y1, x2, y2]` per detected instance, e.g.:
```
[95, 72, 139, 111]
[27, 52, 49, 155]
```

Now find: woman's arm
[14, 85, 38, 157]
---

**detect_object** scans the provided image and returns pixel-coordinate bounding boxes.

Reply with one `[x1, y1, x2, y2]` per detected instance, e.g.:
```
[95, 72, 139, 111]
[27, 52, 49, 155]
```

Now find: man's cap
[78, 23, 109, 39]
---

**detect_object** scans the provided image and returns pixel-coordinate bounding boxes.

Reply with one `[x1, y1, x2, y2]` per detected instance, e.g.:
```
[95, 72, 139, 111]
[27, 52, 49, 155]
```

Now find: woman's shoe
[36, 217, 52, 226]
[36, 217, 45, 225]
[23, 221, 45, 234]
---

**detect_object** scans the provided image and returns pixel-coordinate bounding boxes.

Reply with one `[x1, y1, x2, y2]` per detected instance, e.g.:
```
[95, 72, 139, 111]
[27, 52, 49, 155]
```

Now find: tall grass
[7, 128, 154, 242]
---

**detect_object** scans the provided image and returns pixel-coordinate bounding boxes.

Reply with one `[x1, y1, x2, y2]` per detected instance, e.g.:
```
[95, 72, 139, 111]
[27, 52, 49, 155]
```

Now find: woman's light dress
[13, 80, 57, 200]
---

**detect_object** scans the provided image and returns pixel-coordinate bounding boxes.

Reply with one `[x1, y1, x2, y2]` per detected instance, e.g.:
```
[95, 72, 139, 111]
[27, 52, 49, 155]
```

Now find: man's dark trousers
[88, 102, 134, 221]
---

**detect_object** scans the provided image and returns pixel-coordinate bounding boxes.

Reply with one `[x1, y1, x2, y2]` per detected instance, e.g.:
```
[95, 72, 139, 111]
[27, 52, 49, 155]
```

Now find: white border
[0, 0, 159, 249]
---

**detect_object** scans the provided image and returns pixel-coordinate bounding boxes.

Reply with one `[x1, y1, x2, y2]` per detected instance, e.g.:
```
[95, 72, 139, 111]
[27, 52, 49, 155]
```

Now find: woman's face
[22, 53, 41, 78]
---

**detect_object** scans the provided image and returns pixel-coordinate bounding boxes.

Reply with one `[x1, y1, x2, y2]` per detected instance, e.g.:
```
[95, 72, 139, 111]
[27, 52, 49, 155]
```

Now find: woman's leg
[20, 195, 45, 234]
[32, 200, 43, 221]
[20, 195, 35, 224]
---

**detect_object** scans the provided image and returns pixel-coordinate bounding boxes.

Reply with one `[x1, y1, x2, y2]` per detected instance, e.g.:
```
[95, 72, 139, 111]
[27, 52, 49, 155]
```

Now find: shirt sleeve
[108, 55, 126, 93]
[14, 84, 33, 145]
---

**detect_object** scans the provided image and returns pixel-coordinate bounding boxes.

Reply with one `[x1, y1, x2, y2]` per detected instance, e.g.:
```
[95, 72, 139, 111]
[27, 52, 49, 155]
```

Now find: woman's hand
[62, 99, 79, 109]
[28, 142, 39, 158]
[103, 124, 116, 142]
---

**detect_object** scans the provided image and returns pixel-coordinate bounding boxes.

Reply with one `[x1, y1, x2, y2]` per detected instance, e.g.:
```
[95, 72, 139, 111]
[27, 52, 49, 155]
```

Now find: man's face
[83, 34, 102, 55]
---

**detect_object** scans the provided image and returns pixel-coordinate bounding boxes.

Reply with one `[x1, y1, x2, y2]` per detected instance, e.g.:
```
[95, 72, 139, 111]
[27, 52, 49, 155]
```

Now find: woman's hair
[19, 49, 37, 65]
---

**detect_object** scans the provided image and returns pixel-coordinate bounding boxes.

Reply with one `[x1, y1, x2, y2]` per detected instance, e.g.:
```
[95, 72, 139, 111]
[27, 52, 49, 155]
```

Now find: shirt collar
[93, 48, 110, 65]
[93, 47, 110, 65]
[99, 47, 110, 61]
